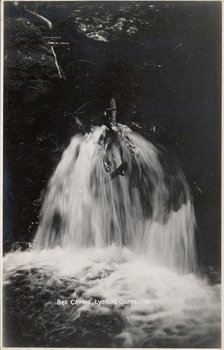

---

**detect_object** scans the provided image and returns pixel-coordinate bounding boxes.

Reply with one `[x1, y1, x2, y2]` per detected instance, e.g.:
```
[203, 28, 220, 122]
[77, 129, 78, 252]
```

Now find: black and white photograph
[2, 1, 222, 348]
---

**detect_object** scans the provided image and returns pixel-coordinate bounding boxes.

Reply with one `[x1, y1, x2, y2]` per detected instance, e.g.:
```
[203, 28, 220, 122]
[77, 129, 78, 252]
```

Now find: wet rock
[10, 241, 32, 252]
[4, 12, 63, 245]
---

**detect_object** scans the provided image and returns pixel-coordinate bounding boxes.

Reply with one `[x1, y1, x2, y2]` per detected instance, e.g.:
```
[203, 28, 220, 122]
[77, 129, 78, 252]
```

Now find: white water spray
[3, 124, 220, 347]
[34, 124, 196, 273]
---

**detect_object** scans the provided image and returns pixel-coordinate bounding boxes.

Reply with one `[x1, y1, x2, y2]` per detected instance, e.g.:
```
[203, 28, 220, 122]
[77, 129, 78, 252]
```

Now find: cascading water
[3, 123, 220, 348]
[34, 124, 196, 273]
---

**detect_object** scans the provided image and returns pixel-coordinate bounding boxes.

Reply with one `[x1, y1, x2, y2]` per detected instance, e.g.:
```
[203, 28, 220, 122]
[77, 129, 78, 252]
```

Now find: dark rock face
[4, 17, 60, 113]
[4, 14, 64, 246]
[4, 2, 221, 270]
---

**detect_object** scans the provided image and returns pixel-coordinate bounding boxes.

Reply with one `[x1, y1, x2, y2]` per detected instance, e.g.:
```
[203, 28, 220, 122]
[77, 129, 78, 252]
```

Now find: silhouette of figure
[101, 98, 128, 178]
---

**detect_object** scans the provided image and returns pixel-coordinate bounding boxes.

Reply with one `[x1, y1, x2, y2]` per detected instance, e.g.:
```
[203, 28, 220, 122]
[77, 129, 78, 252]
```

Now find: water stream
[3, 124, 220, 347]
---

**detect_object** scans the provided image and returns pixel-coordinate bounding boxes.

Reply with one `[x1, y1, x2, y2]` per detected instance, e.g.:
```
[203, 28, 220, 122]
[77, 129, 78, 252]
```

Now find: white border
[0, 1, 222, 350]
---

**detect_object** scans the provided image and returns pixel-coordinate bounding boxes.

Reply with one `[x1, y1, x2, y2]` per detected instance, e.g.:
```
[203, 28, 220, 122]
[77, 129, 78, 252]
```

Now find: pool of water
[3, 246, 221, 347]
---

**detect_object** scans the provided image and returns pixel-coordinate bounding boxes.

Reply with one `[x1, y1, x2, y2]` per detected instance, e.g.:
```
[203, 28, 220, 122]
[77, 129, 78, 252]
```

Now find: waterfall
[4, 123, 220, 348]
[34, 124, 197, 273]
